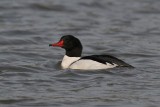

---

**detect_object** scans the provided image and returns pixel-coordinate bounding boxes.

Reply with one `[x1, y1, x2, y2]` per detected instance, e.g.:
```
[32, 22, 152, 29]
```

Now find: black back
[80, 55, 133, 67]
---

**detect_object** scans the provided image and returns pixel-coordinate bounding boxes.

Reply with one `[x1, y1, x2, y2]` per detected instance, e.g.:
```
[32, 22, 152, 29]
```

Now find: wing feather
[80, 55, 133, 67]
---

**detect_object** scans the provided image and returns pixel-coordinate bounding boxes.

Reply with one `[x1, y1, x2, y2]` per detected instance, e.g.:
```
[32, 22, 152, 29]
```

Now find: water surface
[0, 0, 160, 107]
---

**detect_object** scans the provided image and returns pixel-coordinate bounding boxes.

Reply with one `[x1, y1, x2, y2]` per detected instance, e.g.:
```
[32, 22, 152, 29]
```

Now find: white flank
[69, 59, 118, 70]
[61, 55, 80, 69]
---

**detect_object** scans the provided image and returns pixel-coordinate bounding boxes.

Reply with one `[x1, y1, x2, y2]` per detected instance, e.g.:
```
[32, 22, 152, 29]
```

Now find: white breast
[69, 59, 118, 70]
[61, 55, 80, 69]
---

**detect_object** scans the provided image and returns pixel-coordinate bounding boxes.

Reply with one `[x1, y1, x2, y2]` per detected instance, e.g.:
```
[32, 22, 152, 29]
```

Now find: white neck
[61, 55, 80, 69]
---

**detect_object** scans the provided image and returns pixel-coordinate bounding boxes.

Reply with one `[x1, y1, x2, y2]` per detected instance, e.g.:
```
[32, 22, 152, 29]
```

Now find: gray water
[0, 0, 160, 107]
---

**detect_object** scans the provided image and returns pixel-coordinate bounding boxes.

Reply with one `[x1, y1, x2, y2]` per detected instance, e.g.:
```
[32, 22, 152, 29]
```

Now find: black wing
[80, 55, 133, 67]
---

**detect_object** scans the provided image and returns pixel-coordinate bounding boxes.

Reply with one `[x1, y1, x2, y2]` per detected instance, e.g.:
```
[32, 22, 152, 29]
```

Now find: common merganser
[49, 35, 133, 70]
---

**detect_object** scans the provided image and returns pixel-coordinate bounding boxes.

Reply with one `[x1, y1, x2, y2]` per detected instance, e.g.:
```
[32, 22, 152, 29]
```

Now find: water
[0, 0, 160, 107]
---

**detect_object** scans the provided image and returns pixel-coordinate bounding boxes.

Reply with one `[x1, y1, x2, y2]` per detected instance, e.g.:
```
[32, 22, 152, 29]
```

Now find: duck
[49, 35, 133, 70]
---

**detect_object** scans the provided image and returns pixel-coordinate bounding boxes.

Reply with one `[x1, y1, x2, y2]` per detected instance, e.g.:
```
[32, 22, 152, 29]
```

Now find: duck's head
[49, 35, 83, 57]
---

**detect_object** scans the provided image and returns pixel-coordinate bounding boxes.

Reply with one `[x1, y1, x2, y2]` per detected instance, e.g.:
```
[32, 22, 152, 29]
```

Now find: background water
[0, 0, 160, 107]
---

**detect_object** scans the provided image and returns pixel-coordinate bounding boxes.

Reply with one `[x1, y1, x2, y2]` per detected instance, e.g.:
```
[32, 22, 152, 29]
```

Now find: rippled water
[0, 0, 160, 107]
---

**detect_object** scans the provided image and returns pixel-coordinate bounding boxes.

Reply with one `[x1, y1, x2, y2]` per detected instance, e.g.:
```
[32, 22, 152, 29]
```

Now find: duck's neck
[62, 47, 82, 69]
[66, 47, 82, 57]
[61, 55, 80, 69]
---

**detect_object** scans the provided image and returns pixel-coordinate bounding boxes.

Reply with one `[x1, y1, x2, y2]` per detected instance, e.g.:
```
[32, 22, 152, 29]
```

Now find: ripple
[0, 30, 38, 36]
[54, 70, 90, 78]
[0, 98, 34, 104]
[0, 65, 39, 74]
[0, 2, 26, 10]
[0, 38, 36, 45]
[78, 1, 107, 9]
[119, 53, 160, 58]
[29, 3, 76, 13]
[135, 5, 160, 14]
